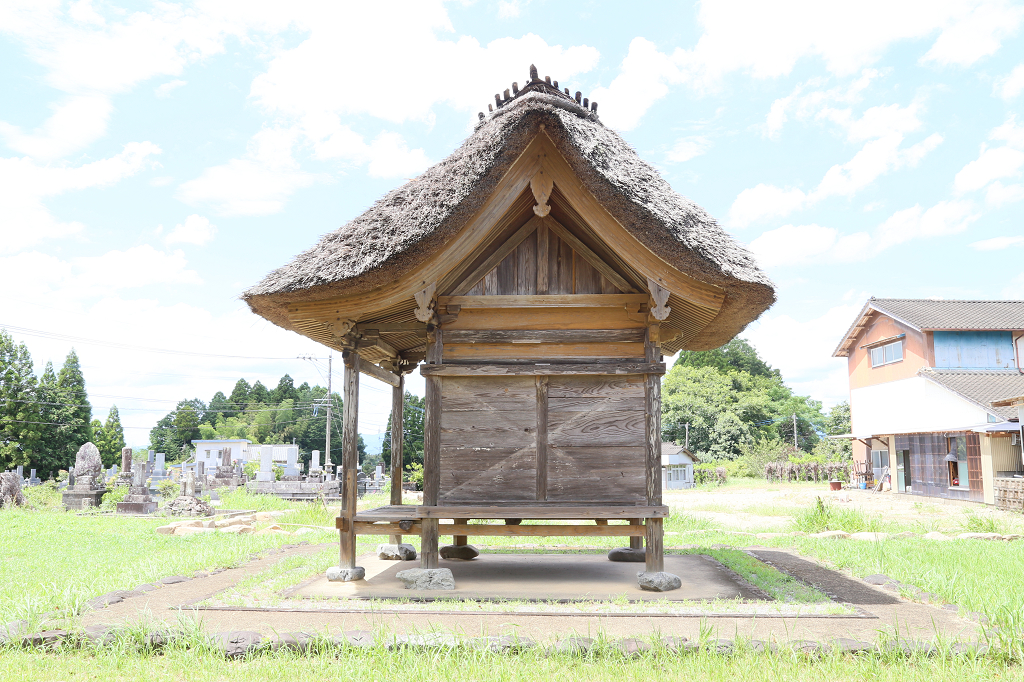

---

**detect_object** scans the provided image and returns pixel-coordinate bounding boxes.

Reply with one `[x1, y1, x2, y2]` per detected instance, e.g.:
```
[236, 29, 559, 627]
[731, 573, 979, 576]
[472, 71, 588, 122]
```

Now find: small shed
[661, 442, 698, 490]
[243, 66, 774, 588]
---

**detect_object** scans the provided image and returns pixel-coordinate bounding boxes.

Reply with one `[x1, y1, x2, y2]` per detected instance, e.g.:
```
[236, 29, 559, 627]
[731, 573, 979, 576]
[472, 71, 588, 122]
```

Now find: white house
[191, 439, 254, 472]
[662, 442, 698, 490]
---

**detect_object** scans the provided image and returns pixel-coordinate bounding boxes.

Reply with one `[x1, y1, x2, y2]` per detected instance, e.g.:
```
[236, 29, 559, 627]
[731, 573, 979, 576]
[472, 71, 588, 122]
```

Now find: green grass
[790, 496, 882, 534]
[0, 638, 1013, 681]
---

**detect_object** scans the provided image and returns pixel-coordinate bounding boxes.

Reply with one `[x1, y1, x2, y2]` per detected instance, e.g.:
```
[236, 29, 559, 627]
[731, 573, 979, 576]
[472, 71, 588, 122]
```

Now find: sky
[2, 0, 1024, 448]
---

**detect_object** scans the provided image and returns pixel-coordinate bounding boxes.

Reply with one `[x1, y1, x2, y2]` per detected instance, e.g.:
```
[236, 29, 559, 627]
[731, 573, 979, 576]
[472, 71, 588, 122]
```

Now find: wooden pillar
[340, 349, 360, 569]
[535, 375, 548, 501]
[629, 518, 643, 550]
[421, 328, 442, 569]
[389, 374, 405, 545]
[645, 324, 664, 572]
[454, 518, 469, 546]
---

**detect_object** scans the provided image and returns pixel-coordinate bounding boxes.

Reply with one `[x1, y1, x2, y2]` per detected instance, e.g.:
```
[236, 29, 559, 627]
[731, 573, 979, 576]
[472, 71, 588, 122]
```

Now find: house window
[946, 437, 969, 489]
[870, 449, 889, 482]
[870, 340, 903, 367]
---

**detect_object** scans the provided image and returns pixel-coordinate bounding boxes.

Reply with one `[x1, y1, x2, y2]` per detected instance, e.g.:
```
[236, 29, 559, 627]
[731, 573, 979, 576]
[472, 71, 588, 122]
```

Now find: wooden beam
[438, 294, 648, 309]
[644, 325, 663, 573]
[421, 518, 439, 569]
[450, 216, 542, 296]
[545, 217, 637, 293]
[352, 522, 647, 537]
[629, 518, 643, 551]
[536, 220, 549, 294]
[358, 361, 401, 388]
[536, 376, 548, 501]
[421, 362, 665, 377]
[389, 374, 405, 545]
[645, 518, 664, 572]
[422, 327, 442, 576]
[415, 505, 669, 519]
[355, 323, 426, 334]
[444, 329, 646, 344]
[340, 350, 360, 569]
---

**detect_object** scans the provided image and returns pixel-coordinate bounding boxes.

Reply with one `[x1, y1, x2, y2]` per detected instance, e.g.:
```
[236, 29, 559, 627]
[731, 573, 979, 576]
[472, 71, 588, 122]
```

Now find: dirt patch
[746, 550, 898, 606]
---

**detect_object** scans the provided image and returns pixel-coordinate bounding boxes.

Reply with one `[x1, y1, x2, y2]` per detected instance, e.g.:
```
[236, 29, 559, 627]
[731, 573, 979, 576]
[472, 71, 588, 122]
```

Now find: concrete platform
[287, 552, 765, 602]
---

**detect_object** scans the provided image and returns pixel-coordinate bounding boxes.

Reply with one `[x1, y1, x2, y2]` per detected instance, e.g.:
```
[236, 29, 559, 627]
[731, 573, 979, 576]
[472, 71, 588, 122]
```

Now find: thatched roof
[244, 67, 775, 351]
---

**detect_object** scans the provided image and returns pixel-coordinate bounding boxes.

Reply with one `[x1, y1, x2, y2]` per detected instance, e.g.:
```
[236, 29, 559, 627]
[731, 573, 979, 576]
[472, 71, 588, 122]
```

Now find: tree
[674, 338, 781, 379]
[207, 391, 231, 423]
[0, 330, 39, 472]
[249, 380, 270, 406]
[34, 361, 62, 477]
[172, 400, 203, 448]
[100, 405, 125, 466]
[227, 379, 251, 417]
[270, 374, 299, 405]
[381, 391, 426, 472]
[90, 418, 107, 462]
[50, 349, 92, 471]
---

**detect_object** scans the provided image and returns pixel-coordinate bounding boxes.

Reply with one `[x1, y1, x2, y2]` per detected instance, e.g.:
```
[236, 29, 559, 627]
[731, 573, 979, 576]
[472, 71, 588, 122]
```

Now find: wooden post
[389, 373, 405, 546]
[421, 328, 442, 569]
[454, 518, 469, 546]
[340, 350, 360, 569]
[645, 324, 664, 572]
[536, 375, 548, 501]
[629, 518, 643, 550]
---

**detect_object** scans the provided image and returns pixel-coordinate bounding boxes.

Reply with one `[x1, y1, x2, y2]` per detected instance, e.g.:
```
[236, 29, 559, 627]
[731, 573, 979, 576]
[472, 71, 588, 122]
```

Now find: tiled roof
[870, 298, 1024, 331]
[918, 368, 1024, 420]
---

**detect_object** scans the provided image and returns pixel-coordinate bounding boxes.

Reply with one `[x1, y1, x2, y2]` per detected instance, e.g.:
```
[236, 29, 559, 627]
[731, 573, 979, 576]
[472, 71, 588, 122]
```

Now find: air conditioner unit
[1013, 432, 1019, 446]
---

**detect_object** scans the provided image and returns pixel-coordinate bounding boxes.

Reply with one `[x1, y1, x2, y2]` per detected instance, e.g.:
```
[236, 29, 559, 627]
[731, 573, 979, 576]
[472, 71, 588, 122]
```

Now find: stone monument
[165, 470, 213, 516]
[62, 442, 107, 510]
[255, 445, 274, 482]
[0, 471, 26, 507]
[116, 461, 158, 514]
[117, 447, 134, 487]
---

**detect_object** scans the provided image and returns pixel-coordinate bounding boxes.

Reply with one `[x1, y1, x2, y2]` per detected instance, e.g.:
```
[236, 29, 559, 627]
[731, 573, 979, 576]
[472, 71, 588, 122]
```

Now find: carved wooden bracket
[414, 282, 437, 323]
[326, 318, 356, 343]
[647, 278, 671, 321]
[530, 169, 553, 217]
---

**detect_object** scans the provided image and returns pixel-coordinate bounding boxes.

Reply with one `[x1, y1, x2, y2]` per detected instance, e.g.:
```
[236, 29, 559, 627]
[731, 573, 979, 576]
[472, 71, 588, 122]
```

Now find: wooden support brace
[421, 518, 439, 568]
[645, 518, 664, 572]
[340, 350, 360, 568]
[629, 518, 643, 550]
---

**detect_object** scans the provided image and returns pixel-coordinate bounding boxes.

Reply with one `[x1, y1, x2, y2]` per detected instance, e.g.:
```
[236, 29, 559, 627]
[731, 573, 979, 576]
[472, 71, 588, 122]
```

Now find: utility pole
[792, 413, 798, 448]
[325, 352, 332, 467]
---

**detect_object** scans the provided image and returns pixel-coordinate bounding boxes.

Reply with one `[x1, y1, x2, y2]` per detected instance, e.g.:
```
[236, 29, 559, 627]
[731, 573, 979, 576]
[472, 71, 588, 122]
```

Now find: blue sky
[2, 0, 1024, 446]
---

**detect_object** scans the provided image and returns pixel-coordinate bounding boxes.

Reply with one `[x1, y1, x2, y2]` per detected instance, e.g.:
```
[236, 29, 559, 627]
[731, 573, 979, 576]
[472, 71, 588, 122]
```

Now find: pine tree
[91, 418, 107, 460]
[51, 349, 92, 472]
[34, 361, 63, 477]
[0, 330, 40, 472]
[100, 405, 125, 466]
[227, 379, 251, 417]
[249, 380, 270, 406]
[207, 391, 230, 423]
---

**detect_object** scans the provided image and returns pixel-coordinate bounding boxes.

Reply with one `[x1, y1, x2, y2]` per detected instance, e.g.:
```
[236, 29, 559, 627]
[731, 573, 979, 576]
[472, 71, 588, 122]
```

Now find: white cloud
[730, 101, 941, 227]
[0, 245, 201, 299]
[996, 63, 1024, 99]
[761, 71, 879, 139]
[954, 146, 1024, 193]
[744, 299, 867, 406]
[992, 115, 1024, 148]
[165, 214, 216, 246]
[970, 235, 1024, 250]
[986, 181, 1024, 206]
[497, 0, 526, 19]
[0, 95, 112, 159]
[177, 127, 319, 216]
[0, 141, 160, 253]
[728, 185, 809, 229]
[749, 223, 838, 268]
[155, 79, 187, 98]
[592, 1, 1024, 129]
[748, 200, 979, 267]
[1001, 272, 1024, 299]
[665, 135, 713, 163]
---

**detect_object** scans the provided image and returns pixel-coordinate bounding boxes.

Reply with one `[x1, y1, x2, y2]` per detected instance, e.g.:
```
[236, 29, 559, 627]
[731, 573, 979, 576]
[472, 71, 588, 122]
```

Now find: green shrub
[21, 481, 63, 510]
[99, 485, 129, 511]
[156, 479, 178, 499]
[406, 463, 424, 491]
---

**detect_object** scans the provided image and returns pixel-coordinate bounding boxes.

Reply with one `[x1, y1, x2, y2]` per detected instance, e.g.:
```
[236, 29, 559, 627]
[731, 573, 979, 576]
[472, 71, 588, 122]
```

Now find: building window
[870, 449, 889, 482]
[946, 437, 969, 489]
[870, 340, 903, 368]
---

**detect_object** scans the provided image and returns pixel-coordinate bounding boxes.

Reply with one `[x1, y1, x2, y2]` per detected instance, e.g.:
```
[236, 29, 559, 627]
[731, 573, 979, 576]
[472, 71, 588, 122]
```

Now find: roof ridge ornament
[483, 65, 598, 118]
[530, 169, 553, 217]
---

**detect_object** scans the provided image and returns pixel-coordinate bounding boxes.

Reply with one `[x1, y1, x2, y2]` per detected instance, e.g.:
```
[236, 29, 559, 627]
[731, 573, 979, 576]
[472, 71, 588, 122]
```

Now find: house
[190, 439, 254, 472]
[662, 442, 698, 490]
[833, 298, 1024, 502]
[243, 66, 774, 588]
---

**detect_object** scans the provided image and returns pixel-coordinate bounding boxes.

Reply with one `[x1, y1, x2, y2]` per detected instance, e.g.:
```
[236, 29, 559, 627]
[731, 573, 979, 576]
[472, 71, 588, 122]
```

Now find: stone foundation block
[326, 566, 365, 582]
[439, 544, 479, 560]
[395, 568, 455, 590]
[637, 571, 682, 592]
[607, 547, 645, 562]
[377, 543, 418, 561]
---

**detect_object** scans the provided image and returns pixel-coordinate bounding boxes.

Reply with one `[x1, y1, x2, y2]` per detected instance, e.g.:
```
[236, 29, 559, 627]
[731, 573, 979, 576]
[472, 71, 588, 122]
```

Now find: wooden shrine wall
[438, 374, 647, 505]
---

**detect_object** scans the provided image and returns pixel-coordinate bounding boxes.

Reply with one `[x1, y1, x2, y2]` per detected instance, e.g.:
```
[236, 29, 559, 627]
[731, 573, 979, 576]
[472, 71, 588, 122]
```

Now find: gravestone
[0, 471, 26, 507]
[117, 447, 134, 487]
[165, 470, 213, 516]
[116, 462, 157, 514]
[62, 442, 107, 509]
[310, 450, 321, 473]
[16, 466, 24, 482]
[256, 446, 274, 482]
[283, 447, 300, 479]
[147, 450, 155, 477]
[28, 469, 40, 486]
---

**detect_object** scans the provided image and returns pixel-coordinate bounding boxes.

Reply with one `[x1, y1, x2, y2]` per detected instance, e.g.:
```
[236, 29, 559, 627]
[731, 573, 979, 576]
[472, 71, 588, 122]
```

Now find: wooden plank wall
[465, 229, 621, 297]
[438, 375, 646, 504]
